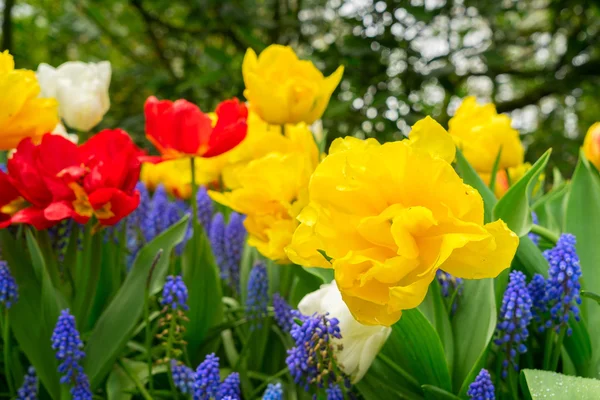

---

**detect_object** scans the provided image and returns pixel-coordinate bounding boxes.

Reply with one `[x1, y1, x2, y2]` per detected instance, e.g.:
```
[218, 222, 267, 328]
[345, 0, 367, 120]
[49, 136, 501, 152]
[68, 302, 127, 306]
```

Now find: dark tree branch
[1, 0, 15, 53]
[131, 0, 178, 80]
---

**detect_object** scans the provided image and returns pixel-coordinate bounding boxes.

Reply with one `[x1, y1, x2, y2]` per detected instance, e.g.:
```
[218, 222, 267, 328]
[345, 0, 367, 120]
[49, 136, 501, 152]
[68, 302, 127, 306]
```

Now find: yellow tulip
[242, 45, 344, 125]
[210, 123, 320, 262]
[0, 51, 58, 150]
[285, 116, 519, 326]
[583, 122, 600, 171]
[449, 96, 524, 173]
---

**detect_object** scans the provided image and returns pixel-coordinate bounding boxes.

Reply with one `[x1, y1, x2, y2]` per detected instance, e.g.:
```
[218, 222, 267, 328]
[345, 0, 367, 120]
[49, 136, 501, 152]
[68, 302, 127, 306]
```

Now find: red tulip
[50, 129, 142, 226]
[144, 96, 248, 159]
[2, 135, 81, 229]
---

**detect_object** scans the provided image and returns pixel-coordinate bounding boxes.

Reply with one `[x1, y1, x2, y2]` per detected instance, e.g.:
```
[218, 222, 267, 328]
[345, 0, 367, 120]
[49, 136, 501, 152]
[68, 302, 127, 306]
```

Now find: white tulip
[36, 61, 111, 132]
[51, 123, 79, 144]
[298, 281, 391, 383]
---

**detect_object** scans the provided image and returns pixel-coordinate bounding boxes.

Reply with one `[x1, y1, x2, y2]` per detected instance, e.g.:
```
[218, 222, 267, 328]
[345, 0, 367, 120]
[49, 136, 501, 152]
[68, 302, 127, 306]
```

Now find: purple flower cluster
[262, 382, 283, 400]
[528, 212, 540, 245]
[273, 293, 301, 333]
[209, 212, 246, 293]
[17, 366, 38, 400]
[467, 369, 495, 400]
[246, 262, 269, 328]
[436, 270, 463, 313]
[196, 187, 214, 231]
[161, 275, 189, 311]
[0, 261, 18, 308]
[51, 309, 92, 400]
[286, 313, 343, 392]
[192, 353, 241, 400]
[171, 360, 195, 394]
[494, 271, 532, 379]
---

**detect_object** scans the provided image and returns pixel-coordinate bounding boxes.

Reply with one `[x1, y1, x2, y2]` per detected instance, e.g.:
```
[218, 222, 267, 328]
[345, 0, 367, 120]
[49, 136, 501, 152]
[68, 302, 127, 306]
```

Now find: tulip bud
[583, 122, 600, 171]
[36, 61, 111, 132]
[298, 281, 391, 383]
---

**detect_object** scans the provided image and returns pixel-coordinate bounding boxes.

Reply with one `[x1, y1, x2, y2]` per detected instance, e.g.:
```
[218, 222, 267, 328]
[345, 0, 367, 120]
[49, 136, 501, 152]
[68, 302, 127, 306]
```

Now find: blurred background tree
[1, 0, 598, 174]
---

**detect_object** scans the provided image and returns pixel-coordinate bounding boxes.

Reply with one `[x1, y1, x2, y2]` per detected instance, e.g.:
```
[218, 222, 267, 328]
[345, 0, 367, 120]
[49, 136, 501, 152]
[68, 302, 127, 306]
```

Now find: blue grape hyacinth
[217, 372, 240, 400]
[528, 212, 540, 245]
[273, 293, 300, 333]
[326, 384, 344, 400]
[527, 273, 549, 330]
[286, 313, 344, 391]
[223, 212, 246, 293]
[436, 270, 463, 313]
[467, 369, 495, 400]
[210, 213, 227, 275]
[0, 261, 18, 308]
[161, 275, 189, 311]
[194, 353, 220, 400]
[197, 186, 214, 230]
[262, 382, 283, 400]
[17, 366, 38, 400]
[171, 360, 195, 394]
[494, 271, 533, 379]
[543, 234, 582, 335]
[246, 262, 269, 328]
[51, 309, 92, 400]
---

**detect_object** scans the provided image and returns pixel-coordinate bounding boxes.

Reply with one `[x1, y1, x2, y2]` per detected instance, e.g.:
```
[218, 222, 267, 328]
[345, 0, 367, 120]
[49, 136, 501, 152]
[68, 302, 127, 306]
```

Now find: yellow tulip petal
[408, 116, 455, 163]
[440, 219, 519, 279]
[583, 122, 600, 171]
[341, 292, 402, 327]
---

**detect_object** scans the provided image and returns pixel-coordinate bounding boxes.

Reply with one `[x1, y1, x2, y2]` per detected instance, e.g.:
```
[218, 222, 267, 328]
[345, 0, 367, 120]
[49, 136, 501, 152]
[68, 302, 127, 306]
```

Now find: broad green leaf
[521, 369, 600, 399]
[357, 358, 424, 400]
[514, 236, 549, 277]
[73, 227, 103, 331]
[563, 318, 593, 376]
[454, 149, 497, 223]
[84, 216, 189, 388]
[419, 282, 454, 373]
[183, 220, 224, 365]
[302, 266, 334, 283]
[1, 230, 61, 399]
[422, 385, 461, 400]
[532, 182, 569, 234]
[289, 269, 323, 307]
[493, 149, 551, 237]
[383, 308, 452, 391]
[452, 279, 496, 392]
[565, 152, 600, 376]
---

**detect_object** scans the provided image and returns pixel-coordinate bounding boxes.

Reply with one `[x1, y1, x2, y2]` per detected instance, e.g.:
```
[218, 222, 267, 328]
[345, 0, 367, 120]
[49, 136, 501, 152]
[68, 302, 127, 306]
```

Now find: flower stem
[166, 312, 179, 398]
[530, 224, 559, 244]
[542, 330, 553, 370]
[144, 288, 153, 392]
[550, 326, 567, 371]
[190, 157, 198, 229]
[2, 309, 14, 396]
[118, 359, 153, 400]
[508, 368, 520, 400]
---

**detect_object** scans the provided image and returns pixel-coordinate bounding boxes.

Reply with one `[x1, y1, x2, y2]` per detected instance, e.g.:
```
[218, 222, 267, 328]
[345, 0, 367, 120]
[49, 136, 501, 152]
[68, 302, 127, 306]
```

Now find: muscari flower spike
[527, 273, 549, 330]
[262, 382, 283, 400]
[246, 262, 269, 328]
[273, 293, 300, 333]
[194, 353, 220, 400]
[494, 271, 533, 379]
[223, 212, 246, 293]
[326, 384, 344, 400]
[171, 360, 195, 394]
[210, 213, 227, 277]
[467, 369, 495, 400]
[543, 233, 582, 335]
[197, 186, 214, 231]
[17, 366, 38, 400]
[286, 312, 344, 392]
[217, 372, 240, 400]
[436, 270, 463, 313]
[51, 309, 92, 400]
[161, 275, 189, 311]
[0, 261, 18, 308]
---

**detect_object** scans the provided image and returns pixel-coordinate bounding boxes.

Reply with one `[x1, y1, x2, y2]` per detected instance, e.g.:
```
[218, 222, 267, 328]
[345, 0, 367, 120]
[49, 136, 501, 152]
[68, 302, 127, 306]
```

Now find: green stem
[550, 326, 567, 371]
[250, 367, 289, 398]
[530, 225, 559, 244]
[508, 368, 519, 400]
[117, 359, 153, 400]
[2, 309, 14, 397]
[543, 330, 553, 370]
[144, 288, 153, 392]
[190, 157, 198, 228]
[165, 313, 179, 399]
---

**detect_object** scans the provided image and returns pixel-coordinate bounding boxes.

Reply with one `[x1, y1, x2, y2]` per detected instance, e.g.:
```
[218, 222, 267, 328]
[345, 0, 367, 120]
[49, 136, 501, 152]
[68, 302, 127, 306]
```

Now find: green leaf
[565, 152, 600, 375]
[422, 385, 461, 400]
[419, 282, 454, 373]
[382, 308, 452, 391]
[452, 279, 496, 394]
[302, 266, 334, 283]
[183, 220, 224, 365]
[514, 236, 549, 277]
[521, 369, 600, 399]
[563, 318, 593, 376]
[357, 358, 424, 400]
[289, 268, 323, 307]
[488, 148, 503, 194]
[454, 149, 497, 223]
[532, 182, 569, 234]
[1, 230, 61, 399]
[493, 149, 551, 236]
[84, 216, 189, 388]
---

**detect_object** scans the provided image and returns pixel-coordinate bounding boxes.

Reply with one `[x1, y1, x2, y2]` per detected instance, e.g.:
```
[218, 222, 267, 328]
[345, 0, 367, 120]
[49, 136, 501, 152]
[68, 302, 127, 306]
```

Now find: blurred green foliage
[1, 0, 598, 174]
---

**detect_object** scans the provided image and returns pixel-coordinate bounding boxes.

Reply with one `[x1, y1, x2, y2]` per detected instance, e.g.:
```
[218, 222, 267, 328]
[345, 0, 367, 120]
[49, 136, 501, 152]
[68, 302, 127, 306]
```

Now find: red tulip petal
[11, 207, 58, 230]
[88, 188, 140, 226]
